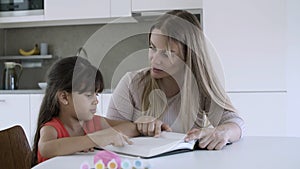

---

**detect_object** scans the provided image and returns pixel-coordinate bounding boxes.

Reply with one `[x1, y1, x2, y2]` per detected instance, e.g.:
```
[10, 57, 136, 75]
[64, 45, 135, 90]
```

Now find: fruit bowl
[38, 82, 47, 90]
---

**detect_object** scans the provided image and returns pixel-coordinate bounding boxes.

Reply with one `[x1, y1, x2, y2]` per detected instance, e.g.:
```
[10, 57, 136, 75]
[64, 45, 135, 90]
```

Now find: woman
[106, 10, 245, 150]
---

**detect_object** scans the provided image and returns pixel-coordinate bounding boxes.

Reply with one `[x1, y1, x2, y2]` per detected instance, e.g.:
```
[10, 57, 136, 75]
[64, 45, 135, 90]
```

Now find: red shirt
[37, 116, 102, 163]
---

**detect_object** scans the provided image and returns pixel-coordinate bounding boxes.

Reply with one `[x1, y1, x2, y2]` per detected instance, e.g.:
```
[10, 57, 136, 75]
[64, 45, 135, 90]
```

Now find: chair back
[0, 125, 31, 169]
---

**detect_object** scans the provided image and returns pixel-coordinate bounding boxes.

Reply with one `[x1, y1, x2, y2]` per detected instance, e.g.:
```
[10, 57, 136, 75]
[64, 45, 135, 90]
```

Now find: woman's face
[149, 29, 185, 79]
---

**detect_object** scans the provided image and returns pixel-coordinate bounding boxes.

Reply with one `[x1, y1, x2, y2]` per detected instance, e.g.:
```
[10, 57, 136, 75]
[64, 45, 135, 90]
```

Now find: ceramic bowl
[38, 82, 47, 90]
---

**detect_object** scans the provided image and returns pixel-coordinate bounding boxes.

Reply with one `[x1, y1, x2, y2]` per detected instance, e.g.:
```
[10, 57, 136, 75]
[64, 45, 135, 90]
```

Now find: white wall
[286, 0, 300, 137]
[203, 0, 286, 92]
[203, 0, 300, 137]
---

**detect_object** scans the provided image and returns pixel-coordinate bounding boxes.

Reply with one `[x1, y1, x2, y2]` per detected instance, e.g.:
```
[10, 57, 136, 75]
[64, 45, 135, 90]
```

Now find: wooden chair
[0, 125, 31, 169]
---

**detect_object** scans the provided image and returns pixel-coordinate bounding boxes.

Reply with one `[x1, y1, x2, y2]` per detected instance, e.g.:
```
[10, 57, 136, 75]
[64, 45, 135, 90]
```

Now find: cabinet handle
[0, 99, 6, 103]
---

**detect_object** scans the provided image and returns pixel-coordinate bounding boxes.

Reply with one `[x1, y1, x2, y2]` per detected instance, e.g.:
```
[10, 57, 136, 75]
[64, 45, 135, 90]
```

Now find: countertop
[0, 89, 45, 94]
[0, 89, 113, 94]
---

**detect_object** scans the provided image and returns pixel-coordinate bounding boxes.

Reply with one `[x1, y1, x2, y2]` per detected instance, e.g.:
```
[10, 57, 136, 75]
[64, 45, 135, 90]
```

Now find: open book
[100, 132, 197, 158]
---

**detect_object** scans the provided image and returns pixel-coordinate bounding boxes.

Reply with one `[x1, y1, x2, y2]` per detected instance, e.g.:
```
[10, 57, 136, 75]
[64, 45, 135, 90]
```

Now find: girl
[106, 10, 245, 150]
[31, 56, 133, 166]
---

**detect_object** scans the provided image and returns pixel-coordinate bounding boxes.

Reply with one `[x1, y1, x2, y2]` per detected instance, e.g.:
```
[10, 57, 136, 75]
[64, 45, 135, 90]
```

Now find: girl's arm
[101, 117, 140, 138]
[38, 126, 95, 159]
[38, 125, 131, 159]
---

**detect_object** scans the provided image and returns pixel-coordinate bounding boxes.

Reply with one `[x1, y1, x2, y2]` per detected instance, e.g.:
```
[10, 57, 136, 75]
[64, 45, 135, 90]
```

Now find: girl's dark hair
[31, 56, 104, 166]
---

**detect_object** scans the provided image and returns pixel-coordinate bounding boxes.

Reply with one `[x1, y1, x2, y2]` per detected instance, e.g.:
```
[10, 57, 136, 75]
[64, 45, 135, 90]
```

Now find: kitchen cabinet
[228, 92, 287, 137]
[29, 94, 44, 145]
[45, 0, 133, 20]
[96, 93, 112, 117]
[0, 0, 130, 28]
[132, 0, 202, 13]
[0, 93, 44, 146]
[0, 0, 203, 28]
[44, 0, 110, 21]
[0, 94, 31, 144]
[111, 0, 131, 17]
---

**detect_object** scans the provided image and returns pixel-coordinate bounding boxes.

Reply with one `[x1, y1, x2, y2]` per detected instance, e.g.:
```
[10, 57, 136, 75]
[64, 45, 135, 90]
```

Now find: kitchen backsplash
[0, 22, 151, 89]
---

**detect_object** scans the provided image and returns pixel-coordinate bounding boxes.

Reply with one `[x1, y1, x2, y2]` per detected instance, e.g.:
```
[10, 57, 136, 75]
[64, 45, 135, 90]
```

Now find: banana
[19, 44, 40, 56]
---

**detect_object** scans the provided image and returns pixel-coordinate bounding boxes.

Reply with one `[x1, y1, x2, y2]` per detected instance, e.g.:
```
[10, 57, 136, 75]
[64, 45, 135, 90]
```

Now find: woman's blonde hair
[141, 10, 236, 132]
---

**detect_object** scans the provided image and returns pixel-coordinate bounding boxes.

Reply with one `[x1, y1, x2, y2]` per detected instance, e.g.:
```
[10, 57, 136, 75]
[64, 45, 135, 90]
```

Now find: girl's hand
[88, 128, 133, 147]
[184, 127, 231, 150]
[81, 148, 94, 153]
[134, 116, 172, 137]
[110, 131, 133, 147]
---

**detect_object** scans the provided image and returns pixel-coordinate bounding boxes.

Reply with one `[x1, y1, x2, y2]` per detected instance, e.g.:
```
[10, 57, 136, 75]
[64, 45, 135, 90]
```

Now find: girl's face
[149, 28, 185, 79]
[70, 91, 99, 121]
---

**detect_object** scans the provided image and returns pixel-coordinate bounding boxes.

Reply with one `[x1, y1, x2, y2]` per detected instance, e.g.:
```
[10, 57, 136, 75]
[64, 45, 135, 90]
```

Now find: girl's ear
[57, 91, 70, 105]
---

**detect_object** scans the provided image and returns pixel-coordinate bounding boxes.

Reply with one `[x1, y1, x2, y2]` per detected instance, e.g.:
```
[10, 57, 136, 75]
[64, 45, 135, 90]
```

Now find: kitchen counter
[0, 89, 113, 94]
[0, 89, 45, 94]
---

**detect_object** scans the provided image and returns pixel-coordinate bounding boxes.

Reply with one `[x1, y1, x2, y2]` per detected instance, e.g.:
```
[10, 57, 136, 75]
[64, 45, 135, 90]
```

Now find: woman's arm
[102, 72, 143, 137]
[105, 72, 136, 122]
[185, 109, 244, 150]
[102, 116, 173, 138]
[134, 116, 172, 137]
[185, 122, 241, 150]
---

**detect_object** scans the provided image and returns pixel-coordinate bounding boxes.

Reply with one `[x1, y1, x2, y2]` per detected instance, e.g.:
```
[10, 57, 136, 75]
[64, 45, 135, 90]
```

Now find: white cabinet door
[132, 0, 202, 12]
[45, 0, 110, 20]
[30, 94, 44, 145]
[96, 93, 112, 117]
[96, 95, 103, 116]
[203, 0, 286, 92]
[101, 93, 112, 117]
[0, 94, 31, 144]
[111, 0, 131, 17]
[227, 92, 287, 137]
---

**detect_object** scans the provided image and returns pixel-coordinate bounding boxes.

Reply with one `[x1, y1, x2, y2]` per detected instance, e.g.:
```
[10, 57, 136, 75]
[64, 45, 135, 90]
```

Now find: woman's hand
[184, 127, 231, 150]
[88, 128, 133, 147]
[134, 116, 172, 137]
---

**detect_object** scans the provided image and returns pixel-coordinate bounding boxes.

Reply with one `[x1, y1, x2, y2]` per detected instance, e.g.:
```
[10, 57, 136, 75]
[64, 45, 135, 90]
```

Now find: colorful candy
[80, 150, 151, 169]
[94, 150, 121, 169]
[95, 159, 105, 169]
[80, 161, 90, 169]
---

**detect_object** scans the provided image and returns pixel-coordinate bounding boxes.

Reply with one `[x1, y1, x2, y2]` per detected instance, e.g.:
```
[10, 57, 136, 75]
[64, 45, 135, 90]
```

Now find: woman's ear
[57, 91, 70, 105]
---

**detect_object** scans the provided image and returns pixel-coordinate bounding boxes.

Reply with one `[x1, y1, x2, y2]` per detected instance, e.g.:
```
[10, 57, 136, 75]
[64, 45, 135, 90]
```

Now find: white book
[100, 132, 197, 158]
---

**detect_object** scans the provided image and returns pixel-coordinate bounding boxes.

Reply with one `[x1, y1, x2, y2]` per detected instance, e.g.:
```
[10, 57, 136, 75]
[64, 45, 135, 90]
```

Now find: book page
[102, 132, 196, 158]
